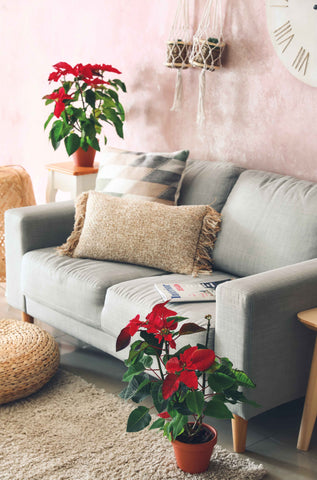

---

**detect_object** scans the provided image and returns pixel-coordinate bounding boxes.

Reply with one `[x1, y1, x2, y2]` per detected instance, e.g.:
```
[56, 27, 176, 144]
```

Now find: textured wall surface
[1, 0, 317, 203]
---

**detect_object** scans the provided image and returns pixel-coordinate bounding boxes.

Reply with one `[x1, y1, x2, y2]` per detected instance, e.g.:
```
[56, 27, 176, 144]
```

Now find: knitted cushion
[59, 192, 221, 276]
[95, 148, 189, 205]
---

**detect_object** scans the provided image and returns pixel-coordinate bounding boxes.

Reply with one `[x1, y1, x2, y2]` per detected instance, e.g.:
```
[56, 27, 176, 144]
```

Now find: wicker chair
[0, 165, 36, 281]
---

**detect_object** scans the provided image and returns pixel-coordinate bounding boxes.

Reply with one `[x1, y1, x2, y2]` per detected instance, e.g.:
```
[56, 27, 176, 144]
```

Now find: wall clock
[266, 0, 317, 87]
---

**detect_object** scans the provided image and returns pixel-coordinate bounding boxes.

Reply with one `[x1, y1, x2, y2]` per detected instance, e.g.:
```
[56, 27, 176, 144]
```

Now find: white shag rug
[0, 369, 266, 480]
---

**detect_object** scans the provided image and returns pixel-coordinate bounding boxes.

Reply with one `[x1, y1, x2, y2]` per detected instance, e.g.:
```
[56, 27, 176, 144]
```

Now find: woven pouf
[0, 319, 60, 405]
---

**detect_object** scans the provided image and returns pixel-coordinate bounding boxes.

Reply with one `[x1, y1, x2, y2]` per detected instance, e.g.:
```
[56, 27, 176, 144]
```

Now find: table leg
[46, 171, 57, 202]
[297, 335, 317, 451]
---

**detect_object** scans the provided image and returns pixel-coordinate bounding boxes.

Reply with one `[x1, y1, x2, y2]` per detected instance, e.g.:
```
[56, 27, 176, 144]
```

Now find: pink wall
[1, 0, 317, 203]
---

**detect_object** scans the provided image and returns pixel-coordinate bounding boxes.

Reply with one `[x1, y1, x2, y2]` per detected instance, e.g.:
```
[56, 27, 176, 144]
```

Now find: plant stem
[202, 315, 212, 394]
[157, 354, 164, 380]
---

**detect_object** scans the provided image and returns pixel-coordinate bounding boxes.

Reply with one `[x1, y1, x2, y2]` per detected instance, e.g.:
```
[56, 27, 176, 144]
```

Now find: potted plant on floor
[43, 62, 126, 167]
[116, 302, 257, 474]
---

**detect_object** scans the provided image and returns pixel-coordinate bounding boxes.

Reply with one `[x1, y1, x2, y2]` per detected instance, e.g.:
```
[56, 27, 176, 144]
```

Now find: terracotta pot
[172, 423, 217, 474]
[72, 146, 96, 167]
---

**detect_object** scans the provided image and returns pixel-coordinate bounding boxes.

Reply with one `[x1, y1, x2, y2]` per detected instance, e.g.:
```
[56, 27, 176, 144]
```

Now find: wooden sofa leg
[21, 312, 34, 323]
[232, 414, 248, 453]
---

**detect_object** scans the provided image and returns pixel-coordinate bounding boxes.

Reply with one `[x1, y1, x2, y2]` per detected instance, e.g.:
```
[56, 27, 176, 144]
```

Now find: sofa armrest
[214, 259, 317, 419]
[5, 201, 75, 310]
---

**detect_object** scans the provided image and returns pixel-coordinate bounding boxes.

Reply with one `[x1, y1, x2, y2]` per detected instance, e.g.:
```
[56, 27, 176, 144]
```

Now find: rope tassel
[197, 69, 206, 126]
[170, 69, 183, 112]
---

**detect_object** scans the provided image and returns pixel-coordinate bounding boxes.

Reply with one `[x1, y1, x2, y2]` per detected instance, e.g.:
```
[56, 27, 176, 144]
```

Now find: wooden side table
[45, 162, 99, 202]
[297, 307, 317, 451]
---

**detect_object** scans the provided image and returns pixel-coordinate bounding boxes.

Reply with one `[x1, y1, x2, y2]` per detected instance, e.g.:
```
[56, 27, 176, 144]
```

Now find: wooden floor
[1, 283, 317, 479]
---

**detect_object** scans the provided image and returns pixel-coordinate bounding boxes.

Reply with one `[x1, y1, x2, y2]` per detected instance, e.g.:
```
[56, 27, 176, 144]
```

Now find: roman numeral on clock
[292, 47, 310, 75]
[273, 20, 294, 52]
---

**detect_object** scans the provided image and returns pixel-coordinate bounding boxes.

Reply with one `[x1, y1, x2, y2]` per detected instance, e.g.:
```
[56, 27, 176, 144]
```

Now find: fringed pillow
[58, 191, 221, 276]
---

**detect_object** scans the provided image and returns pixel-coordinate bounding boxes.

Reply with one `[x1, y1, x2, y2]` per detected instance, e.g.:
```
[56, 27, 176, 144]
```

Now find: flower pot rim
[172, 422, 218, 446]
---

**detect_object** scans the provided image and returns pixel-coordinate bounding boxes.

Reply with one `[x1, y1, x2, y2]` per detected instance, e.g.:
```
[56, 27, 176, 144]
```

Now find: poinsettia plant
[116, 302, 257, 443]
[43, 62, 126, 156]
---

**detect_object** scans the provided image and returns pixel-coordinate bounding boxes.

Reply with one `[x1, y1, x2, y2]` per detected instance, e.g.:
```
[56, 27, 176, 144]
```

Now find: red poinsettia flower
[48, 71, 62, 82]
[98, 64, 122, 75]
[127, 314, 144, 336]
[53, 62, 74, 73]
[158, 411, 171, 419]
[116, 314, 145, 351]
[44, 87, 73, 118]
[85, 78, 110, 87]
[162, 346, 216, 399]
[146, 302, 178, 348]
[73, 63, 95, 79]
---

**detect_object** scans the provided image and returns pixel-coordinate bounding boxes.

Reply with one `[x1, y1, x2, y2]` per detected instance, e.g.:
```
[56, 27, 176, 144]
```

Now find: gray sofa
[5, 159, 317, 452]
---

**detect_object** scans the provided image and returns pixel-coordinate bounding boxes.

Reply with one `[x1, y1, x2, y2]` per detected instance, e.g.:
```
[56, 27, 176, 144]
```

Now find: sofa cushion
[59, 192, 222, 276]
[21, 247, 165, 328]
[95, 147, 189, 205]
[213, 170, 317, 276]
[101, 271, 237, 348]
[178, 159, 243, 212]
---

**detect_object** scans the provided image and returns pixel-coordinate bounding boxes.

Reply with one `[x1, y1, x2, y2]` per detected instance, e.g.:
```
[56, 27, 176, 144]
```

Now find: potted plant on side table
[43, 61, 126, 167]
[116, 302, 257, 474]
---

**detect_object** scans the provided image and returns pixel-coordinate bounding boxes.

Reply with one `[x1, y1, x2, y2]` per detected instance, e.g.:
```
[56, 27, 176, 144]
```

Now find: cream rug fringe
[0, 370, 266, 480]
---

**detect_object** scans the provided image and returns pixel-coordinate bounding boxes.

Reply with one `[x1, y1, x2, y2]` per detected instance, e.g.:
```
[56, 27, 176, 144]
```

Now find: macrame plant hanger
[190, 0, 225, 125]
[166, 0, 192, 111]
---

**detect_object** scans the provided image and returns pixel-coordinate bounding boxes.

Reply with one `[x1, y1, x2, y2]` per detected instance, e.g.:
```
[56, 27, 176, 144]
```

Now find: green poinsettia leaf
[64, 133, 80, 156]
[123, 361, 146, 382]
[151, 382, 167, 413]
[119, 375, 142, 401]
[49, 121, 65, 150]
[149, 418, 165, 430]
[108, 89, 119, 103]
[186, 390, 205, 416]
[233, 370, 256, 388]
[208, 372, 236, 393]
[85, 89, 96, 108]
[204, 397, 233, 419]
[110, 79, 127, 92]
[102, 107, 124, 138]
[116, 101, 125, 121]
[96, 94, 116, 109]
[169, 413, 188, 440]
[44, 113, 54, 130]
[127, 406, 151, 432]
[87, 137, 100, 151]
[166, 316, 188, 323]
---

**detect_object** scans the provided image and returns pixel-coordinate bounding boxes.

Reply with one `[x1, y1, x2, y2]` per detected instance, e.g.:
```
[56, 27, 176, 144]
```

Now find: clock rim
[265, 0, 317, 88]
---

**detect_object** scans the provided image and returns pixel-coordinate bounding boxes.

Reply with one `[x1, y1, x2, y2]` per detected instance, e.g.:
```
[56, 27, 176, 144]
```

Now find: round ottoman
[0, 319, 60, 404]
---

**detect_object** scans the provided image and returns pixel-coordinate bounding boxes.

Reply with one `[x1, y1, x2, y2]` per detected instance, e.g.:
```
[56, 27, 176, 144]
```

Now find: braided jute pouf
[0, 319, 60, 405]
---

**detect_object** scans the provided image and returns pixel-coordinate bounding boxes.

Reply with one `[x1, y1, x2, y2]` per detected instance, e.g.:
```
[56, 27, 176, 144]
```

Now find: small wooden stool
[297, 308, 317, 451]
[45, 161, 99, 202]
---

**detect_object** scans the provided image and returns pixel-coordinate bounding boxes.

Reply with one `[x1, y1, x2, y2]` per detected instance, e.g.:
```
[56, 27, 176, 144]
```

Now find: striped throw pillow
[95, 148, 189, 205]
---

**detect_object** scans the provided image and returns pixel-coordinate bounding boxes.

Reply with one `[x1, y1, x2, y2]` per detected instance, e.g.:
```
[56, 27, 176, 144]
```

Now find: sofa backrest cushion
[178, 159, 244, 212]
[213, 170, 317, 276]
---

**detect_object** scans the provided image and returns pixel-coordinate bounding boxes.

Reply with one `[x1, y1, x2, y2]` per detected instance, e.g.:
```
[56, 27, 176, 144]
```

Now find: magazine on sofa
[154, 279, 232, 302]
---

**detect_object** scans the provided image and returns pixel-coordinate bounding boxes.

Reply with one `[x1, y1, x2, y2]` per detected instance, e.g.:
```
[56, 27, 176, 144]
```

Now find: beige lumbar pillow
[58, 191, 221, 275]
